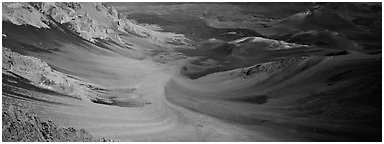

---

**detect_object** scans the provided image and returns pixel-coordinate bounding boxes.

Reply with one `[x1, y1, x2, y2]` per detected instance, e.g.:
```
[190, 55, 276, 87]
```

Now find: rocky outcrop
[2, 95, 120, 142]
[2, 48, 124, 141]
[2, 104, 93, 142]
[2, 47, 106, 102]
[39, 2, 115, 42]
[226, 56, 324, 79]
[229, 37, 308, 51]
[3, 2, 191, 47]
[2, 2, 51, 28]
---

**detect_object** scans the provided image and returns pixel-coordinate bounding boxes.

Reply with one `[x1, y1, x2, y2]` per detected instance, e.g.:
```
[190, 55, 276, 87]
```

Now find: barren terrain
[2, 2, 382, 142]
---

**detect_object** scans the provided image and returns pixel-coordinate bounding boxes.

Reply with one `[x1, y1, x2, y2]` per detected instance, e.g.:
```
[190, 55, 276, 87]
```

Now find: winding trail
[42, 59, 279, 141]
[11, 45, 379, 141]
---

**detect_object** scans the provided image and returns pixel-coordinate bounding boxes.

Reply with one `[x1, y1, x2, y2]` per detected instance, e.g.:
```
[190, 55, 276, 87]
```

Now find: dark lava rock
[2, 105, 93, 142]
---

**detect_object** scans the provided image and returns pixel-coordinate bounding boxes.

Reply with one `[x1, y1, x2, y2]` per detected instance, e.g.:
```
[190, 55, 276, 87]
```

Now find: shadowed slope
[165, 53, 381, 141]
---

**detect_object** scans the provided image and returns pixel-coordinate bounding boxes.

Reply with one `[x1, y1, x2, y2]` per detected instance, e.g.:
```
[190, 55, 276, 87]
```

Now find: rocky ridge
[2, 2, 191, 47]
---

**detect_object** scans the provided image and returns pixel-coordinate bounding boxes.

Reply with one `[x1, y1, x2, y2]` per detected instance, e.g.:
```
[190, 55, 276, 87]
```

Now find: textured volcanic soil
[2, 2, 382, 142]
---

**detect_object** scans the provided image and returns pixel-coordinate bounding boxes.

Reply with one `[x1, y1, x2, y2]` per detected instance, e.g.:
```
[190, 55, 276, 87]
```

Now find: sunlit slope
[2, 2, 191, 88]
[276, 30, 363, 51]
[179, 36, 350, 79]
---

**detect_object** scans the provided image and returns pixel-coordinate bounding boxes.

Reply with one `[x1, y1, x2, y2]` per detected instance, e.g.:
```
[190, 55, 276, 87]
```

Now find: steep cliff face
[3, 2, 191, 47]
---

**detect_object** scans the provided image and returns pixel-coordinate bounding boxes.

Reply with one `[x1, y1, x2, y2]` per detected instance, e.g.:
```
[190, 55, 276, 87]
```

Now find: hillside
[2, 2, 382, 142]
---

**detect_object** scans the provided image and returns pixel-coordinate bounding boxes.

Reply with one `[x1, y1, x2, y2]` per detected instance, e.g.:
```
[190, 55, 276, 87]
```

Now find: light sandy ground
[40, 56, 279, 141]
[26, 48, 378, 142]
[4, 33, 380, 141]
